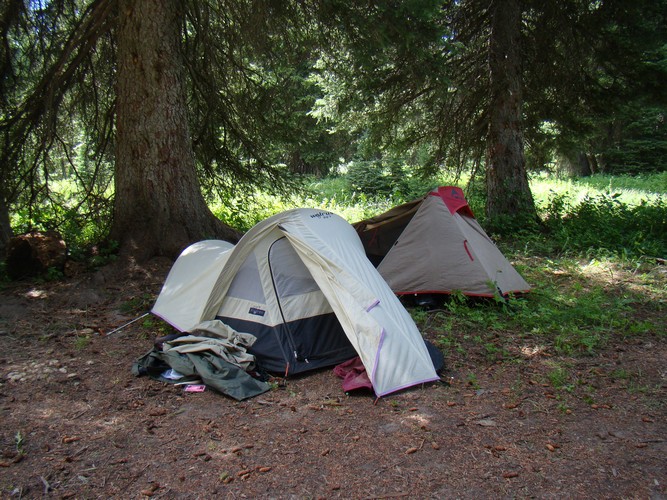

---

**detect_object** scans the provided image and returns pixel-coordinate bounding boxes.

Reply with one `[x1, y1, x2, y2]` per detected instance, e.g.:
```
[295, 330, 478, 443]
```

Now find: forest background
[1, 2, 666, 497]
[1, 0, 666, 264]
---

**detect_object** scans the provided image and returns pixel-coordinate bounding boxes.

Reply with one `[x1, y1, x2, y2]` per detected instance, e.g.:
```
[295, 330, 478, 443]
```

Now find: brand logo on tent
[309, 211, 332, 220]
[248, 307, 266, 317]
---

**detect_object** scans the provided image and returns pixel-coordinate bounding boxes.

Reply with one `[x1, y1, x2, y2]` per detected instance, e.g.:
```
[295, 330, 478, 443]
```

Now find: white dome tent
[152, 208, 438, 397]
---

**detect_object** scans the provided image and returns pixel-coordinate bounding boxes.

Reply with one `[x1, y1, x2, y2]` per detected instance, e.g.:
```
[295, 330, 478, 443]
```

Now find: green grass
[530, 171, 667, 208]
[417, 253, 665, 358]
[209, 177, 402, 231]
[15, 431, 25, 455]
[208, 173, 667, 262]
[74, 334, 91, 350]
[120, 294, 155, 314]
[546, 362, 574, 391]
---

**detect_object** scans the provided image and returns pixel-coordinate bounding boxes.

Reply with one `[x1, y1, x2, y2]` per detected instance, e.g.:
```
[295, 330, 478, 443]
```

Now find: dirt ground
[0, 259, 665, 499]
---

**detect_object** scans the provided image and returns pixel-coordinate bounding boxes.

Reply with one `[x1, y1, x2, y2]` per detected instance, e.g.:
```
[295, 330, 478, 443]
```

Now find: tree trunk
[0, 194, 13, 257]
[578, 152, 593, 176]
[560, 151, 592, 177]
[111, 0, 240, 261]
[485, 0, 537, 228]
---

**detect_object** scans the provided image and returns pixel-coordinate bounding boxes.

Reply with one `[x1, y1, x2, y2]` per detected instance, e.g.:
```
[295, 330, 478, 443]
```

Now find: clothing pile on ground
[132, 320, 271, 401]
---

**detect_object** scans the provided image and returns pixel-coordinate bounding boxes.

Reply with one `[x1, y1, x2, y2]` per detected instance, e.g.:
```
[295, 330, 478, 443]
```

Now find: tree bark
[485, 0, 537, 228]
[560, 151, 592, 177]
[111, 0, 240, 261]
[0, 194, 13, 257]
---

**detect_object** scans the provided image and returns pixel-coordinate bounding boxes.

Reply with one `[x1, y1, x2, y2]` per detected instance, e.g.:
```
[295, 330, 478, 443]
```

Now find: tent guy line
[106, 312, 149, 336]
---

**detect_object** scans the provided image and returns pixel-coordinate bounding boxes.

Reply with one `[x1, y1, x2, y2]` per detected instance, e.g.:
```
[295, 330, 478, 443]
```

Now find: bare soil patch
[1, 260, 665, 498]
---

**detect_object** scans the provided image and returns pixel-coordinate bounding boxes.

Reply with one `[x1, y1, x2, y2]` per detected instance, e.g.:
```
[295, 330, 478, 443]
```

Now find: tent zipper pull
[294, 352, 309, 363]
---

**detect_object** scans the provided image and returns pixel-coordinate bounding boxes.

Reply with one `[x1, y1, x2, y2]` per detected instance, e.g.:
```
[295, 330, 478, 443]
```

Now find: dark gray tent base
[219, 313, 446, 380]
[217, 313, 358, 375]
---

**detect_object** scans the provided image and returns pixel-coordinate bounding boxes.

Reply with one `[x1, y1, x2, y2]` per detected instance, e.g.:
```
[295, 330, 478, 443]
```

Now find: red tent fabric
[431, 186, 474, 217]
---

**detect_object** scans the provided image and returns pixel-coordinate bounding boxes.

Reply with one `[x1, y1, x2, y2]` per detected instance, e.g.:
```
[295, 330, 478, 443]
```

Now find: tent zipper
[267, 238, 300, 360]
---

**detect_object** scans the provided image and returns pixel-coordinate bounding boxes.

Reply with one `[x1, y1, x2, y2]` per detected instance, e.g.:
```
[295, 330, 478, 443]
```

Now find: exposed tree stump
[5, 231, 67, 279]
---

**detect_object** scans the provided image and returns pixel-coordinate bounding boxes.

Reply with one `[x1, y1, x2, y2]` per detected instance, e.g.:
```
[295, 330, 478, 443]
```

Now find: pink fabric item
[333, 357, 373, 392]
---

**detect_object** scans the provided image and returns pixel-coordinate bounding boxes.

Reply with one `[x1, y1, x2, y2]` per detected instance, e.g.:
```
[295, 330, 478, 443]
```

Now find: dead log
[6, 230, 67, 279]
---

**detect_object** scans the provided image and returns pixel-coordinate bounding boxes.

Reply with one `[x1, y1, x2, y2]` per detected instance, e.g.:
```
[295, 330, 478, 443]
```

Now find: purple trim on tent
[375, 376, 441, 398]
[150, 310, 187, 333]
[366, 299, 380, 312]
[368, 329, 440, 397]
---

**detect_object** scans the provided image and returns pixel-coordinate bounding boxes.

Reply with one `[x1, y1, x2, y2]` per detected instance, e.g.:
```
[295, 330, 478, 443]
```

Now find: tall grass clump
[211, 168, 451, 230]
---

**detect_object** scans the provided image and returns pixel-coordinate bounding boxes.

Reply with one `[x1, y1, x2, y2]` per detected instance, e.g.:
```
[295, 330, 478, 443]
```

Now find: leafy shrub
[346, 160, 408, 198]
[540, 191, 667, 258]
[10, 181, 114, 267]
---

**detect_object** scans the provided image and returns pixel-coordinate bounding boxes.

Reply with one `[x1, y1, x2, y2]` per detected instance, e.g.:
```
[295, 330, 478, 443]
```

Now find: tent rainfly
[152, 208, 439, 397]
[353, 186, 531, 297]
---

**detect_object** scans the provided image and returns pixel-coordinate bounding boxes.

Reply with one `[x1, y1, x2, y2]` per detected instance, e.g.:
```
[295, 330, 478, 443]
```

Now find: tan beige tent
[354, 186, 531, 297]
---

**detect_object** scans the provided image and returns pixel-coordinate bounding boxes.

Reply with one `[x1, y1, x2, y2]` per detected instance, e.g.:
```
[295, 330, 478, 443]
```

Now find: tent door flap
[268, 237, 354, 365]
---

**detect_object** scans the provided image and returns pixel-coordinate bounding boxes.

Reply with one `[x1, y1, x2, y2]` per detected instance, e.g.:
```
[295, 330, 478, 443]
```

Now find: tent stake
[106, 313, 149, 336]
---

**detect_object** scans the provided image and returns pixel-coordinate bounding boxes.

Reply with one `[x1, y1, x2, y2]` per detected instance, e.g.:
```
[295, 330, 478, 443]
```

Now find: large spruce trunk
[111, 0, 240, 260]
[0, 194, 13, 256]
[485, 0, 537, 228]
